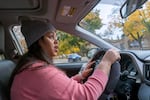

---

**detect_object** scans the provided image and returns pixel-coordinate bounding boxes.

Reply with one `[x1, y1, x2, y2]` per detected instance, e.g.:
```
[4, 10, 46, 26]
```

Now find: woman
[9, 20, 120, 100]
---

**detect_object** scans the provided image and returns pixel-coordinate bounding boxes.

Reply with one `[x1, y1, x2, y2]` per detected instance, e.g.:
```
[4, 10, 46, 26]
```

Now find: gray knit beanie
[21, 20, 56, 48]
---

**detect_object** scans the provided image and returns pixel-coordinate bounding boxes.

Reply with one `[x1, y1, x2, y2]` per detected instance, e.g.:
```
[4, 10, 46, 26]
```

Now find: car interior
[0, 0, 150, 100]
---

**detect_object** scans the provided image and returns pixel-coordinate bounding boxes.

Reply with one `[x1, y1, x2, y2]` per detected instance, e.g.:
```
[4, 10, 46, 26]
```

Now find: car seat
[0, 60, 15, 100]
[0, 24, 16, 100]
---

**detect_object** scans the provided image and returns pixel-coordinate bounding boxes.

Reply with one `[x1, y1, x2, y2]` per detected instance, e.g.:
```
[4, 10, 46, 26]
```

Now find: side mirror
[87, 48, 99, 59]
[120, 0, 147, 18]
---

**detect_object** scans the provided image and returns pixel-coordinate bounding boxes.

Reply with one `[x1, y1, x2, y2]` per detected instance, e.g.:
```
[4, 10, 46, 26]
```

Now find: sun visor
[0, 0, 39, 10]
[56, 0, 100, 23]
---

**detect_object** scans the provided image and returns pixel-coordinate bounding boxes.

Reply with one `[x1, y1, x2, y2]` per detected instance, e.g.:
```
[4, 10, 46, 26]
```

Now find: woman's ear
[38, 38, 45, 47]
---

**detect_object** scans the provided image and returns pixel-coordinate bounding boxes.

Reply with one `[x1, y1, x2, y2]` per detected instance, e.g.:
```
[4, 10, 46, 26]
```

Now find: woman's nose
[54, 40, 58, 44]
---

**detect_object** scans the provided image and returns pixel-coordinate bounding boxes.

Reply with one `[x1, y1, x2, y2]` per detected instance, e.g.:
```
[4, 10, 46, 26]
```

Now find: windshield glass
[79, 0, 150, 50]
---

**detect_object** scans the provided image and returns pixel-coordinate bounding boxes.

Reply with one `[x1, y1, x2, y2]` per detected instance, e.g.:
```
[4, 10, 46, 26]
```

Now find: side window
[53, 31, 97, 63]
[11, 26, 28, 55]
[11, 26, 96, 63]
[0, 53, 5, 60]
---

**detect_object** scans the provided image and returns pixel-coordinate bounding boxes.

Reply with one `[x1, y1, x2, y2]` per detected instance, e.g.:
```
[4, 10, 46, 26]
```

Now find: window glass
[12, 26, 95, 63]
[12, 26, 28, 55]
[54, 31, 96, 63]
[0, 54, 5, 60]
[79, 1, 150, 50]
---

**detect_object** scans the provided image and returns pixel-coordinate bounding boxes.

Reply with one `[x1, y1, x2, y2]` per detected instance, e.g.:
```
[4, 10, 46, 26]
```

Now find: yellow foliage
[84, 12, 96, 20]
[123, 10, 146, 40]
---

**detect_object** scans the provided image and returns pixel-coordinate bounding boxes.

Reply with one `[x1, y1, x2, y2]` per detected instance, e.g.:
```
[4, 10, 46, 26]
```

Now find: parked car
[68, 53, 81, 62]
[0, 0, 150, 100]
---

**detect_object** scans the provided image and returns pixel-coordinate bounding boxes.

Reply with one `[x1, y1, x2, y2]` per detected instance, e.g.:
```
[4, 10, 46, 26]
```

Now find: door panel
[55, 63, 85, 77]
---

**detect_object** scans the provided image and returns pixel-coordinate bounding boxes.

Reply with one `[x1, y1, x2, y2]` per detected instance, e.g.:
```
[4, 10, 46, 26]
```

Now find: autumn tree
[80, 10, 102, 33]
[57, 31, 89, 56]
[58, 10, 102, 56]
[108, 8, 147, 49]
[101, 1, 150, 49]
[123, 10, 146, 49]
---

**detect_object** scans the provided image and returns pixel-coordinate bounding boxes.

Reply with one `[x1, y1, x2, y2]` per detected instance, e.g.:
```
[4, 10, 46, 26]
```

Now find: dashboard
[115, 51, 150, 100]
[120, 50, 150, 85]
[80, 50, 150, 100]
[119, 53, 139, 81]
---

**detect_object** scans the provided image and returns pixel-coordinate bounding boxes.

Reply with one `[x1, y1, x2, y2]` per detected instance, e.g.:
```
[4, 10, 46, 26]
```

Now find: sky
[94, 3, 123, 40]
[98, 4, 115, 24]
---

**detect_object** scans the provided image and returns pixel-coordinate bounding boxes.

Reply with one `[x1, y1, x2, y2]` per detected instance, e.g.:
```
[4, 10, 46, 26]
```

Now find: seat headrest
[0, 60, 15, 100]
[0, 60, 15, 86]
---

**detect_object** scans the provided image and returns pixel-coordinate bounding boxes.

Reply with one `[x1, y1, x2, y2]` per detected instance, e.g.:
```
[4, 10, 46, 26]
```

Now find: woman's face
[39, 31, 58, 57]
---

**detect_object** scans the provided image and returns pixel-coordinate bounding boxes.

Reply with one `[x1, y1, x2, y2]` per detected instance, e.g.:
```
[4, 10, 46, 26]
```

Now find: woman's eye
[48, 33, 57, 40]
[48, 35, 54, 39]
[50, 37, 53, 39]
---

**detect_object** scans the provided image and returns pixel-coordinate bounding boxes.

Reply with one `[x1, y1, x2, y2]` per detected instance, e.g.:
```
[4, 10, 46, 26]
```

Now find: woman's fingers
[86, 61, 95, 69]
[102, 49, 120, 65]
[82, 68, 93, 78]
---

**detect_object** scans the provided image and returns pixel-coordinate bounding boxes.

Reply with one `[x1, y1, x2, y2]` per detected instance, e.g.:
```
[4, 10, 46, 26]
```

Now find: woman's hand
[97, 49, 121, 76]
[80, 60, 95, 79]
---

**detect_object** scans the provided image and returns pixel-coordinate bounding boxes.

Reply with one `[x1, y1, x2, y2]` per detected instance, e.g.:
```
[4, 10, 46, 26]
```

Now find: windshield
[80, 0, 150, 50]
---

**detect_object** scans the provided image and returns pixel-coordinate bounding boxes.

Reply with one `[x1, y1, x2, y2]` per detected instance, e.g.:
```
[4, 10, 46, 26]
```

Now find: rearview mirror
[120, 0, 147, 18]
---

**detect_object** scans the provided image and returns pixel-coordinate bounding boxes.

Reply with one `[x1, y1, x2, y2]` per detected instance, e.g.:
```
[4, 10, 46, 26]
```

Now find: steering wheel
[83, 49, 120, 99]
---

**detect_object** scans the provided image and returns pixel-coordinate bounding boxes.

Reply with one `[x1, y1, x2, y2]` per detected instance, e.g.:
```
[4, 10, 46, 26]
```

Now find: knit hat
[21, 20, 56, 48]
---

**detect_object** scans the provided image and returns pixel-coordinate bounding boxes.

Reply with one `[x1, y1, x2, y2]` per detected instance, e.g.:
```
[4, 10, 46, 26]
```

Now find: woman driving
[9, 20, 120, 100]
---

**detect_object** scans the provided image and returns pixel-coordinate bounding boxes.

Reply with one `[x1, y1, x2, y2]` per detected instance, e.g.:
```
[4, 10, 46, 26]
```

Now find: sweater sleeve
[46, 68, 108, 100]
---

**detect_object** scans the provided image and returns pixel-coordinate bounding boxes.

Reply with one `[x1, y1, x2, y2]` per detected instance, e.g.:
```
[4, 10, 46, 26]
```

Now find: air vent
[144, 64, 150, 81]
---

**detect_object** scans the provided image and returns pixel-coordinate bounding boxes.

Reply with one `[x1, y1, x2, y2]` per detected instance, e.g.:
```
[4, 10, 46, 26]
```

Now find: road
[54, 57, 89, 63]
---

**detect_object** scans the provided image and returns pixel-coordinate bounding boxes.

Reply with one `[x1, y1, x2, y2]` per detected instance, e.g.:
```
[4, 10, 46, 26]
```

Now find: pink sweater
[11, 61, 108, 100]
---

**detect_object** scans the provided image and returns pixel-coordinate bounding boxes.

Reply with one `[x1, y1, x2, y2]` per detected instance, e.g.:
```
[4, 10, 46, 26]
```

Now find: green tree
[80, 10, 102, 33]
[104, 1, 150, 49]
[123, 10, 146, 49]
[57, 31, 88, 56]
[58, 10, 103, 55]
